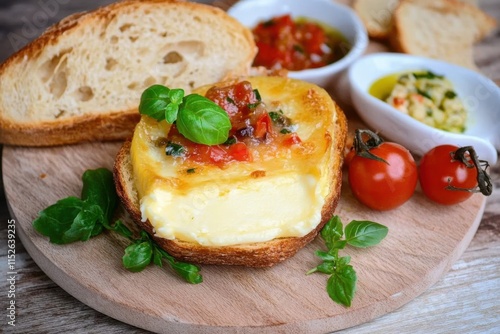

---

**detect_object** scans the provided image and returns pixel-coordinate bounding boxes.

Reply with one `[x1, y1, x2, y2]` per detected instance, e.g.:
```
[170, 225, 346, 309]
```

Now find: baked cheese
[130, 76, 338, 246]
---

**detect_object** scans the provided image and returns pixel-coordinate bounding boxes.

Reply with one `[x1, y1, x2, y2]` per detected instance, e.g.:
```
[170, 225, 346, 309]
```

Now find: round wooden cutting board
[2, 139, 485, 333]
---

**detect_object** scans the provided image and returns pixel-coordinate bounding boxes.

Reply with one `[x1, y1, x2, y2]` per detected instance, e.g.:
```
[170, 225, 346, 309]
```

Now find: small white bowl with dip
[348, 53, 499, 165]
[228, 0, 368, 88]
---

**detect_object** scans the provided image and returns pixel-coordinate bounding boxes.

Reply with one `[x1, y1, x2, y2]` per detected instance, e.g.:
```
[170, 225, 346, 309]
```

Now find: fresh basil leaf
[337, 255, 351, 267]
[170, 261, 203, 284]
[152, 246, 164, 267]
[177, 94, 231, 145]
[315, 250, 337, 262]
[331, 239, 347, 250]
[321, 216, 344, 249]
[326, 265, 357, 307]
[62, 203, 104, 243]
[122, 240, 153, 272]
[313, 261, 336, 275]
[103, 219, 134, 240]
[156, 247, 203, 284]
[33, 197, 84, 244]
[344, 220, 388, 248]
[91, 222, 104, 237]
[165, 103, 179, 124]
[81, 168, 117, 224]
[139, 85, 171, 121]
[168, 88, 184, 105]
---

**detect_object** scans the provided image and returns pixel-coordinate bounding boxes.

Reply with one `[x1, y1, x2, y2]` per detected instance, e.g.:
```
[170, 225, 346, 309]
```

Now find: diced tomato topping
[164, 81, 302, 167]
[282, 132, 302, 146]
[227, 142, 252, 162]
[254, 112, 273, 139]
[205, 81, 259, 129]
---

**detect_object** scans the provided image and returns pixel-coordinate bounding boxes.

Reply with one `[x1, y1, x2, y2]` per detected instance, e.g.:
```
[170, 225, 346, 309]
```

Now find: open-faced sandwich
[0, 0, 347, 268]
[114, 76, 347, 267]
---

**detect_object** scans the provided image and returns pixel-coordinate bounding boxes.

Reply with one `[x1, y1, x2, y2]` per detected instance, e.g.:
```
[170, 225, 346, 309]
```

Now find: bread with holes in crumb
[0, 0, 256, 146]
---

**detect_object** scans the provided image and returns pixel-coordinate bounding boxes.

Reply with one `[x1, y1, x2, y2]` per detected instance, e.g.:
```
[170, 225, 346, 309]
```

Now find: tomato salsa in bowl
[252, 14, 349, 71]
[228, 0, 368, 87]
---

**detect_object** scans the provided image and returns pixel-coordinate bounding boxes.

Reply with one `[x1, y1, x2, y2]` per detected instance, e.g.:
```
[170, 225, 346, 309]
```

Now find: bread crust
[389, 0, 497, 69]
[0, 111, 140, 147]
[113, 105, 347, 267]
[0, 0, 256, 146]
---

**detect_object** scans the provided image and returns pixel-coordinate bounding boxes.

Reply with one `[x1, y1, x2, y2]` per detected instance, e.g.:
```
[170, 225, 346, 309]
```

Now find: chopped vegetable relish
[164, 81, 302, 166]
[384, 71, 467, 133]
[251, 14, 349, 71]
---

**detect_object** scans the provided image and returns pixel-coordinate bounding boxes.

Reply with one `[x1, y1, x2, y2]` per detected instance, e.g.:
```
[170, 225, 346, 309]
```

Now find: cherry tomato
[419, 145, 479, 205]
[348, 130, 418, 211]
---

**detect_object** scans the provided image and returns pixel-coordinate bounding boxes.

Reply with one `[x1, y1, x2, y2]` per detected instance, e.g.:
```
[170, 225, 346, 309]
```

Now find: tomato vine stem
[447, 146, 493, 196]
[353, 129, 389, 164]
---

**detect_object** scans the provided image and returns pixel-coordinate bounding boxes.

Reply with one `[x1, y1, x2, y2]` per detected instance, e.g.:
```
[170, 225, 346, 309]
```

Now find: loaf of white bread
[354, 0, 496, 69]
[0, 0, 256, 146]
[114, 76, 347, 267]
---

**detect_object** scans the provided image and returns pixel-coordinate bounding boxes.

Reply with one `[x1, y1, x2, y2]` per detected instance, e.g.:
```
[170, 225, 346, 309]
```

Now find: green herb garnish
[121, 229, 203, 283]
[269, 110, 291, 127]
[253, 89, 262, 102]
[307, 216, 388, 307]
[165, 142, 186, 156]
[445, 90, 457, 99]
[139, 85, 231, 145]
[247, 102, 261, 110]
[293, 44, 305, 54]
[224, 136, 237, 146]
[416, 88, 432, 100]
[413, 71, 443, 80]
[33, 168, 202, 284]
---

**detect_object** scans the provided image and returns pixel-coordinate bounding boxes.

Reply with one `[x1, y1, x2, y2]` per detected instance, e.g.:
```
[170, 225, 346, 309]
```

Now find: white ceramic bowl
[228, 0, 368, 87]
[348, 53, 500, 165]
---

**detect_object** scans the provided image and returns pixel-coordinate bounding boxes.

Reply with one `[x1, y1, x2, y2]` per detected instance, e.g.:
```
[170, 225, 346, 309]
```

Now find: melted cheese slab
[131, 76, 338, 246]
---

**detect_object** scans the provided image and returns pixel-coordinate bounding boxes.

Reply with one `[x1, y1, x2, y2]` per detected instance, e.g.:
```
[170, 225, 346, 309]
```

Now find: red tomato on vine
[418, 145, 492, 205]
[347, 129, 418, 211]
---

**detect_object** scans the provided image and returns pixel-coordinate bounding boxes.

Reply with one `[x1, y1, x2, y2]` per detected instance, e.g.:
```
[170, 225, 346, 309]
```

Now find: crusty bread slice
[389, 0, 496, 69]
[113, 76, 347, 267]
[353, 0, 399, 39]
[0, 0, 256, 146]
[354, 0, 483, 40]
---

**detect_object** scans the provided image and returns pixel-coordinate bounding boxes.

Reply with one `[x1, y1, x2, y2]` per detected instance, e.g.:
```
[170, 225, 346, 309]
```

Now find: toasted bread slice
[113, 76, 347, 267]
[353, 0, 399, 39]
[354, 0, 482, 40]
[0, 0, 256, 146]
[389, 0, 496, 69]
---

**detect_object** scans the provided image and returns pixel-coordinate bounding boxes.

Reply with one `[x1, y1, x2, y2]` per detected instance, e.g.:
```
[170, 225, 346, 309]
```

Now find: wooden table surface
[0, 0, 499, 333]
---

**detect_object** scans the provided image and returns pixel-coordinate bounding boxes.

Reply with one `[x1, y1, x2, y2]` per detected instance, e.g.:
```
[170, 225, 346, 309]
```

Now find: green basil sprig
[33, 168, 202, 284]
[33, 168, 116, 244]
[139, 84, 231, 145]
[307, 216, 388, 307]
